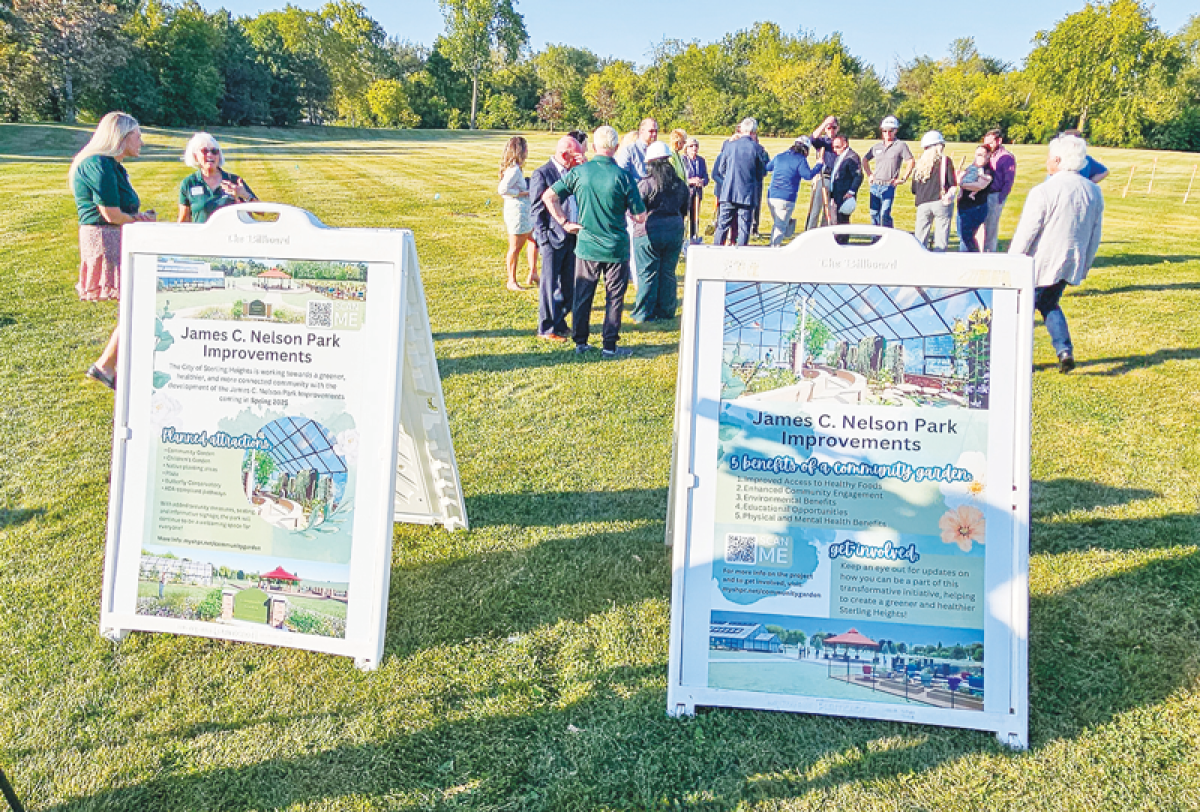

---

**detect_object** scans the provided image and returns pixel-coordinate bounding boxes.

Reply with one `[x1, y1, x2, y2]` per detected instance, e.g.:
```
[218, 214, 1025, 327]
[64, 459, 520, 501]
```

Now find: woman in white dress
[497, 136, 538, 291]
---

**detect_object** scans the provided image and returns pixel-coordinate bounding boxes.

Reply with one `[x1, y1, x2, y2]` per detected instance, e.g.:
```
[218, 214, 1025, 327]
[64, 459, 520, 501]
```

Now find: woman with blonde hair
[667, 129, 688, 182]
[910, 131, 958, 251]
[497, 135, 538, 291]
[69, 111, 156, 389]
[177, 132, 257, 223]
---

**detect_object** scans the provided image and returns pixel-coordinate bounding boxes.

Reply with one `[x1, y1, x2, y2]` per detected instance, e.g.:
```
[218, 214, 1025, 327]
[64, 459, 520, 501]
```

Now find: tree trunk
[63, 65, 76, 125]
[1077, 105, 1088, 135]
[469, 71, 478, 130]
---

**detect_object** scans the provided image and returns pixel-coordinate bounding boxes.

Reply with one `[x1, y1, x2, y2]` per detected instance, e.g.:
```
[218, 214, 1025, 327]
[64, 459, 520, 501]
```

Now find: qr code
[725, 533, 757, 564]
[307, 300, 333, 328]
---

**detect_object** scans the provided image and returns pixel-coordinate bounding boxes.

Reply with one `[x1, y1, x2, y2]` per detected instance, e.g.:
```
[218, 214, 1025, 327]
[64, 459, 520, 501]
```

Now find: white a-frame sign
[100, 203, 466, 669]
[667, 226, 1033, 748]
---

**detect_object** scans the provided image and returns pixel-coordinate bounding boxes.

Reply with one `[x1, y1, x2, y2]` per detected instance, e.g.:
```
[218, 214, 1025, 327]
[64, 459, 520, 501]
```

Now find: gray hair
[739, 117, 758, 135]
[593, 125, 619, 152]
[1048, 135, 1088, 173]
[184, 132, 224, 168]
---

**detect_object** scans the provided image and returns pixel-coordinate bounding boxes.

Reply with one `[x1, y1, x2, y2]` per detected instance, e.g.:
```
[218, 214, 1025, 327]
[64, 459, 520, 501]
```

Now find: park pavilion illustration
[709, 617, 984, 711]
[722, 282, 993, 410]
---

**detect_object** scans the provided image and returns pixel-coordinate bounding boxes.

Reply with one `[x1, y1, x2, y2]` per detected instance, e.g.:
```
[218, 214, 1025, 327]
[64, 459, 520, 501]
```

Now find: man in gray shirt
[862, 115, 915, 228]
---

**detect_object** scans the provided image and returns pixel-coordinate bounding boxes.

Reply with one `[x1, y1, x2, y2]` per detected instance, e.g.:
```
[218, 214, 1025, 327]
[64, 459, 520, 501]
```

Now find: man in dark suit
[829, 134, 863, 243]
[529, 135, 585, 339]
[711, 117, 768, 246]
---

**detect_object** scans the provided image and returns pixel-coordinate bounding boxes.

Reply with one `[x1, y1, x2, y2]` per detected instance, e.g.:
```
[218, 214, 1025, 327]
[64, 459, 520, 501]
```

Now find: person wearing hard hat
[861, 115, 914, 229]
[910, 131, 958, 251]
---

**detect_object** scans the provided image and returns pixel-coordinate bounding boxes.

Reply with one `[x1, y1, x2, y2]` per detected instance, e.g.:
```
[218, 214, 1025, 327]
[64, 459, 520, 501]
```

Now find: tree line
[2, 0, 1197, 149]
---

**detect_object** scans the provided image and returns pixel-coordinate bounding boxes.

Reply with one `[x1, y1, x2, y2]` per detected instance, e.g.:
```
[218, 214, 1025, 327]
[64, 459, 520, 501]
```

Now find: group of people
[496, 119, 701, 359]
[501, 114, 1107, 371]
[72, 111, 258, 390]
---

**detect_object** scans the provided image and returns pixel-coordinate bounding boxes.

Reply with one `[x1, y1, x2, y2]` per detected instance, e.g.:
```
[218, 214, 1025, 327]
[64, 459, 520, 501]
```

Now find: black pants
[573, 258, 628, 350]
[536, 235, 576, 336]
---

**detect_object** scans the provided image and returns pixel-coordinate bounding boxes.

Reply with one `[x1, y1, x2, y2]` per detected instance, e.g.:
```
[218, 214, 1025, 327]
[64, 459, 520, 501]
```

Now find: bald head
[555, 135, 583, 167]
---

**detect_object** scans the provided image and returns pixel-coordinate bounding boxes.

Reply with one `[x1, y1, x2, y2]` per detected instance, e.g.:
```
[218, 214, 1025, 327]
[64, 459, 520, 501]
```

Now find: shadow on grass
[36, 537, 1200, 809]
[0, 314, 16, 329]
[1032, 510, 1198, 555]
[1073, 280, 1200, 297]
[438, 343, 678, 377]
[1032, 347, 1200, 375]
[1031, 478, 1157, 518]
[466, 487, 669, 528]
[434, 328, 535, 340]
[1089, 254, 1200, 270]
[0, 507, 44, 529]
[386, 521, 669, 656]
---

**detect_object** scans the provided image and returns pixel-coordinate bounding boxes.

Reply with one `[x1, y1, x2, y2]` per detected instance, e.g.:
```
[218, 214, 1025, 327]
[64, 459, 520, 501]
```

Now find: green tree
[532, 43, 599, 128]
[437, 0, 526, 129]
[366, 78, 419, 127]
[1025, 0, 1183, 144]
[215, 13, 270, 125]
[319, 0, 390, 125]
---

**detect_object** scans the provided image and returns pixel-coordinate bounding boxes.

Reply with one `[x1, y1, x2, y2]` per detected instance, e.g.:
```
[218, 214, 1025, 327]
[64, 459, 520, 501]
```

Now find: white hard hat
[921, 130, 945, 149]
[839, 197, 857, 215]
[645, 141, 671, 161]
[881, 116, 900, 131]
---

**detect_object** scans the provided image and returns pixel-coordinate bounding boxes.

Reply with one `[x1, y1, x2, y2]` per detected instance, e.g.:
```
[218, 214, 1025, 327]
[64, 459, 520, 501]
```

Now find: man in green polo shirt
[542, 125, 647, 359]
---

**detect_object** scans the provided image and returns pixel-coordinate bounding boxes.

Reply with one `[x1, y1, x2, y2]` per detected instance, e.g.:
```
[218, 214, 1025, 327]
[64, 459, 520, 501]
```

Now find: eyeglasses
[201, 147, 221, 155]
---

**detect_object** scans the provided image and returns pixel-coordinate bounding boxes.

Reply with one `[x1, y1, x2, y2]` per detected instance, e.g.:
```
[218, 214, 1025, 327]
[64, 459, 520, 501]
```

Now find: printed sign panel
[667, 228, 1032, 747]
[100, 205, 463, 668]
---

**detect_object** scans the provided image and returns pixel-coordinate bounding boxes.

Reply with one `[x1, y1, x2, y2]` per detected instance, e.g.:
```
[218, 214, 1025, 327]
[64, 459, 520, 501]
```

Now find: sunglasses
[201, 147, 221, 155]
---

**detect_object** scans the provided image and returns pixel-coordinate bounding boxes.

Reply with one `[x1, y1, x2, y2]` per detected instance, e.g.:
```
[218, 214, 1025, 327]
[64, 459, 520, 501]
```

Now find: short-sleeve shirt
[179, 169, 255, 224]
[865, 140, 914, 183]
[550, 155, 646, 263]
[73, 155, 139, 226]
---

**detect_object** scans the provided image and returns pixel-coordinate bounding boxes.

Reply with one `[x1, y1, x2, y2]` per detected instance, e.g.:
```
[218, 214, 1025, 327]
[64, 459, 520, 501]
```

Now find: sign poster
[710, 282, 991, 711]
[140, 254, 370, 640]
[99, 205, 463, 668]
[667, 228, 1032, 747]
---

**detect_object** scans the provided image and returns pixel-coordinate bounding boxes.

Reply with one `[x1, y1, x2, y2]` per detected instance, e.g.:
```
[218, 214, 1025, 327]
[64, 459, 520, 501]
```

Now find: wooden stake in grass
[1184, 165, 1197, 204]
[1148, 156, 1157, 194]
[1122, 165, 1136, 198]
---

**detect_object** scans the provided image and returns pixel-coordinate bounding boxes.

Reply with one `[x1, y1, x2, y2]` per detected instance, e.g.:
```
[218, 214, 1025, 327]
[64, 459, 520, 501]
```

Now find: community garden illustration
[721, 282, 993, 410]
[135, 547, 350, 638]
[708, 611, 985, 711]
[154, 255, 368, 327]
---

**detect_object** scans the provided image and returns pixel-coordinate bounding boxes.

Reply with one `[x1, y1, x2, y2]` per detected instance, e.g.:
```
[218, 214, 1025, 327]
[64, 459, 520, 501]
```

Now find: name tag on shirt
[190, 186, 204, 196]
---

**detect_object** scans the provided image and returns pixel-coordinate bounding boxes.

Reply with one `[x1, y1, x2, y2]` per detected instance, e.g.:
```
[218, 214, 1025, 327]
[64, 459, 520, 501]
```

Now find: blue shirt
[614, 140, 648, 182]
[765, 150, 816, 203]
[1080, 155, 1107, 181]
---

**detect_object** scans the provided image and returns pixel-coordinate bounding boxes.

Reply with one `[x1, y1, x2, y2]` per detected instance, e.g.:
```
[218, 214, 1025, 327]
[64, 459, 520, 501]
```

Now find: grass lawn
[135, 581, 214, 601]
[288, 596, 348, 620]
[2, 122, 1199, 810]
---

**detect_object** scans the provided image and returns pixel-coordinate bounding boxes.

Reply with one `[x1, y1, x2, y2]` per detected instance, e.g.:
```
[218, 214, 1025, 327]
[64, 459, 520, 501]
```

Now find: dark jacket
[712, 137, 767, 206]
[634, 171, 689, 241]
[830, 148, 863, 203]
[529, 159, 571, 248]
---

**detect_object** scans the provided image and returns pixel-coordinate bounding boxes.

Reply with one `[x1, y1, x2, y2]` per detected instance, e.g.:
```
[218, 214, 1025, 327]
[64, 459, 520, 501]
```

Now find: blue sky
[199, 0, 1196, 81]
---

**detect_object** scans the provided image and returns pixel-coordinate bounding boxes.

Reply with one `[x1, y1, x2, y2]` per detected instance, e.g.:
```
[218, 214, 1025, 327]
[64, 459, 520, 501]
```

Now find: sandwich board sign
[99, 203, 466, 669]
[666, 226, 1033, 748]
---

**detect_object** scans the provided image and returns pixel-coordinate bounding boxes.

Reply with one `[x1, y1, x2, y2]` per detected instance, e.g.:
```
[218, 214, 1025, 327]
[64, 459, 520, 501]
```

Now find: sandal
[87, 364, 116, 391]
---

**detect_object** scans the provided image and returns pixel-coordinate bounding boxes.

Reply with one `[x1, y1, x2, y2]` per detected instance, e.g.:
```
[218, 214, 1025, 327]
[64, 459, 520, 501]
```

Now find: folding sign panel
[667, 226, 1033, 748]
[100, 204, 465, 668]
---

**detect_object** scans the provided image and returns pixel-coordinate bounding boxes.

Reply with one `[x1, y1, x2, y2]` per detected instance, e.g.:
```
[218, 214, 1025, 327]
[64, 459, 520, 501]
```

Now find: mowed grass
[1, 122, 1199, 810]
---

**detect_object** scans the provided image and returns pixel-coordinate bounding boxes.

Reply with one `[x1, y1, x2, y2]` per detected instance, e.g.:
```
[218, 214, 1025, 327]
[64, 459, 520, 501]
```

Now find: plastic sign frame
[666, 226, 1033, 748]
[99, 204, 464, 669]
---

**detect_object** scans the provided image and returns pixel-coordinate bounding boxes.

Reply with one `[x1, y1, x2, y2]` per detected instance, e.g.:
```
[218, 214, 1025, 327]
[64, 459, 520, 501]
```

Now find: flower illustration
[939, 505, 985, 552]
[941, 451, 987, 509]
[149, 391, 183, 427]
[333, 429, 360, 464]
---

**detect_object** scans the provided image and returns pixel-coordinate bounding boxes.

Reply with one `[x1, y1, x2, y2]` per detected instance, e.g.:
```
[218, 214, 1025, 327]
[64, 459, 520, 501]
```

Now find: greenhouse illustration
[721, 282, 993, 410]
[242, 417, 351, 532]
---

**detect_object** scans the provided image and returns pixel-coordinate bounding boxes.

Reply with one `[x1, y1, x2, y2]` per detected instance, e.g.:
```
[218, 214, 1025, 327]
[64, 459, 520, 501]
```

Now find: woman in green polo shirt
[177, 133, 257, 223]
[68, 111, 156, 389]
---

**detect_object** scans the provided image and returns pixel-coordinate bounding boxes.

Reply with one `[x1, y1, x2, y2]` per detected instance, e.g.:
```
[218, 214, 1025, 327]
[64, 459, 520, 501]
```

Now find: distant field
[2, 123, 1199, 811]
